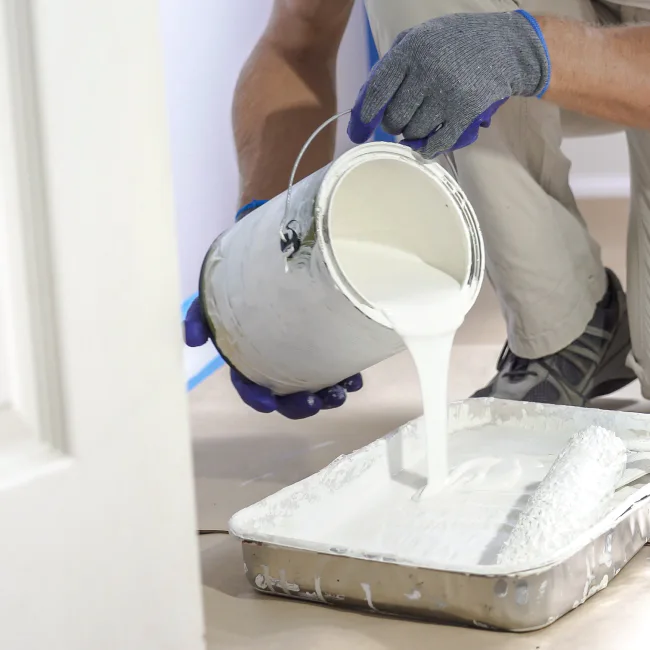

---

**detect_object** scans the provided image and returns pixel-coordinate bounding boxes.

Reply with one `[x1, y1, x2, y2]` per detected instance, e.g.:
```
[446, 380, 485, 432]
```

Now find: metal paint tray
[229, 399, 650, 631]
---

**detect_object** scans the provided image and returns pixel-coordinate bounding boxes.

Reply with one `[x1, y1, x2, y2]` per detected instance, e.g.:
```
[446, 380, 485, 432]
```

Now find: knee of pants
[364, 0, 520, 55]
[364, 0, 605, 56]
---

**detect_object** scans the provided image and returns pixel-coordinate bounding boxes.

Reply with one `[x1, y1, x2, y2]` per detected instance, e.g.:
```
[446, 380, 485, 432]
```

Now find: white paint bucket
[200, 140, 484, 395]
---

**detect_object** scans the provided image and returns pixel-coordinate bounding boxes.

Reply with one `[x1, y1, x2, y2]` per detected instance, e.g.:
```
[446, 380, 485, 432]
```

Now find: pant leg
[616, 6, 650, 395]
[624, 131, 650, 395]
[455, 100, 607, 358]
[364, 0, 612, 358]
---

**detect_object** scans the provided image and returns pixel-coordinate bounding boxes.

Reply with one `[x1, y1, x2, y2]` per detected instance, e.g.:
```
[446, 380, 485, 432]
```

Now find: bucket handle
[280, 109, 459, 258]
[280, 110, 351, 258]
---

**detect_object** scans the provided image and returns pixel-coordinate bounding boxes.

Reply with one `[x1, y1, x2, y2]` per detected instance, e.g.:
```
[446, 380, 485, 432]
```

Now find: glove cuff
[235, 199, 268, 222]
[514, 9, 552, 98]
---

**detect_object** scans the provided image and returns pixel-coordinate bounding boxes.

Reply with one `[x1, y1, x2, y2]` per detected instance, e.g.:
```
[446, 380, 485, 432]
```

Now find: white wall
[161, 1, 271, 304]
[160, 0, 369, 386]
[564, 134, 630, 199]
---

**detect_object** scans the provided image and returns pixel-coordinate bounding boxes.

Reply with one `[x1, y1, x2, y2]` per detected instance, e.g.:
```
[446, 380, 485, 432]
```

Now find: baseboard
[181, 292, 224, 390]
[570, 174, 630, 199]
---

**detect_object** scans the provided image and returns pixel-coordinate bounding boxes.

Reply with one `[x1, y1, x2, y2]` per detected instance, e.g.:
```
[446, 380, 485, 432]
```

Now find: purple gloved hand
[400, 99, 509, 156]
[347, 11, 550, 158]
[183, 297, 363, 419]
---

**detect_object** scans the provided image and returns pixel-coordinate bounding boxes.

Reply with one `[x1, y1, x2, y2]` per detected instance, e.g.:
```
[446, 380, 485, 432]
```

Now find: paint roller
[497, 425, 634, 567]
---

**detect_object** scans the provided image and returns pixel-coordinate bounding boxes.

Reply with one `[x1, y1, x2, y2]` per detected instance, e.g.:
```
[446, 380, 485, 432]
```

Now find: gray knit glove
[348, 10, 550, 158]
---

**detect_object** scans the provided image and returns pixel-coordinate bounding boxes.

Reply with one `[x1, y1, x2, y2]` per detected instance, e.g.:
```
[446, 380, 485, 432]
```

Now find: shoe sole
[472, 272, 637, 404]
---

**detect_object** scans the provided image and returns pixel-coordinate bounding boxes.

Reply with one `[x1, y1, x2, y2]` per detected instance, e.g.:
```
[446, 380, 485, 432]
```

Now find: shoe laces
[497, 344, 536, 380]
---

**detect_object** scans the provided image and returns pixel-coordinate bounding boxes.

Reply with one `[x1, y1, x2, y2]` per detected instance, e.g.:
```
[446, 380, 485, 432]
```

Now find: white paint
[0, 2, 204, 647]
[312, 441, 336, 450]
[326, 151, 480, 494]
[404, 589, 422, 601]
[278, 570, 300, 594]
[333, 240, 466, 493]
[515, 582, 529, 606]
[231, 401, 650, 574]
[303, 591, 320, 601]
[240, 472, 275, 487]
[262, 565, 276, 593]
[584, 574, 610, 602]
[497, 426, 627, 566]
[600, 534, 614, 568]
[314, 576, 327, 604]
[361, 583, 378, 612]
[538, 581, 548, 600]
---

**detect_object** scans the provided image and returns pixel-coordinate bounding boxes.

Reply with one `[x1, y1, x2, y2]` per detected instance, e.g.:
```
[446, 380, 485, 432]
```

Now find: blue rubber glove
[348, 10, 550, 158]
[184, 297, 363, 419]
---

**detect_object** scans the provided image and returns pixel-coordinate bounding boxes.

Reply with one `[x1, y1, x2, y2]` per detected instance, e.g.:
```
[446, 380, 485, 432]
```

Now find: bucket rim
[315, 142, 485, 328]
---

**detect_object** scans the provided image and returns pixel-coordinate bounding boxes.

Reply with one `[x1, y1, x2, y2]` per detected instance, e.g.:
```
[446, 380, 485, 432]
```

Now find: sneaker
[472, 269, 636, 406]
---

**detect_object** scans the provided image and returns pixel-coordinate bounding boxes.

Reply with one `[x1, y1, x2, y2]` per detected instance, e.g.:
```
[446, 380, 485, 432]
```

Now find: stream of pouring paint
[333, 240, 467, 495]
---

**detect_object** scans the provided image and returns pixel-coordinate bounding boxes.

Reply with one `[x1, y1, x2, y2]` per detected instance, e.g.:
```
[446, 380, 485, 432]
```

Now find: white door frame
[0, 1, 204, 647]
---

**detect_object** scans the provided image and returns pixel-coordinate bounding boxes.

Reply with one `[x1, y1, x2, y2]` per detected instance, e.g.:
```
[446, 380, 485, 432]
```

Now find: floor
[190, 198, 650, 648]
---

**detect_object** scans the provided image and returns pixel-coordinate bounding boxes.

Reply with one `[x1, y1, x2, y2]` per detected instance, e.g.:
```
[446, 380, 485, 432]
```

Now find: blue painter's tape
[187, 354, 226, 391]
[365, 12, 395, 143]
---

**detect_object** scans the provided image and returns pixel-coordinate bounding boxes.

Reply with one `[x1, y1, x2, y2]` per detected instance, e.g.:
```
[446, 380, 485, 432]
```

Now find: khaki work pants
[365, 0, 650, 393]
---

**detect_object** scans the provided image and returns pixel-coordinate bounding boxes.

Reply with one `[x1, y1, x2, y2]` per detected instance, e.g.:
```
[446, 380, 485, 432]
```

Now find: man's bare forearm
[538, 15, 650, 129]
[233, 0, 353, 206]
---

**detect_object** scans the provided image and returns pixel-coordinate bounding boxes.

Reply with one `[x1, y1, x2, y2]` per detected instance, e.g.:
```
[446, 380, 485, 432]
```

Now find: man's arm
[233, 0, 354, 206]
[538, 16, 650, 129]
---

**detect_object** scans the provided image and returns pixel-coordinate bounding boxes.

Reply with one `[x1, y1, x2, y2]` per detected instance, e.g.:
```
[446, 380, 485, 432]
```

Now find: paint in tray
[230, 401, 650, 576]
